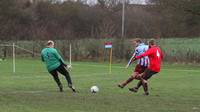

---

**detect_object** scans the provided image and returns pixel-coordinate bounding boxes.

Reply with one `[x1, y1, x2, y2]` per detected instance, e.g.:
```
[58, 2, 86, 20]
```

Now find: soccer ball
[90, 86, 99, 93]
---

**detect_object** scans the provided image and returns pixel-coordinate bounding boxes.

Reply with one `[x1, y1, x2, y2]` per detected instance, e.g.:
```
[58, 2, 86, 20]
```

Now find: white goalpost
[69, 43, 72, 66]
[0, 43, 15, 73]
[13, 43, 16, 73]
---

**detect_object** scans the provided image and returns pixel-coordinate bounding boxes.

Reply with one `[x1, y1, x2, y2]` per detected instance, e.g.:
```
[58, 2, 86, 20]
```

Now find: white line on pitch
[0, 90, 45, 94]
[9, 73, 107, 79]
[73, 63, 200, 72]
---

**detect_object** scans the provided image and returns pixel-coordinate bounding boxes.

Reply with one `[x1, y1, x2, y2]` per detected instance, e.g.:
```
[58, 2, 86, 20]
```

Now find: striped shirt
[134, 43, 149, 67]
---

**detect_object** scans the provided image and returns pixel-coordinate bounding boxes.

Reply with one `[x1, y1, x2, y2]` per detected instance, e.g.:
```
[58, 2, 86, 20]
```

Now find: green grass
[0, 59, 200, 112]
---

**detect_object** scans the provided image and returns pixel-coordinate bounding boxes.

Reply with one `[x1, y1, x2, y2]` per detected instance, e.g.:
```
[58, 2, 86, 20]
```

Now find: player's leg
[140, 69, 158, 95]
[118, 64, 142, 88]
[118, 72, 138, 88]
[129, 70, 150, 94]
[128, 66, 147, 92]
[141, 80, 149, 96]
[50, 70, 63, 92]
[57, 65, 76, 92]
[131, 73, 145, 92]
[129, 80, 142, 92]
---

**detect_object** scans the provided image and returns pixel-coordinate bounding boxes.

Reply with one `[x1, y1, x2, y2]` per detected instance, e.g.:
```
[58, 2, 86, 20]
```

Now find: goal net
[0, 43, 45, 75]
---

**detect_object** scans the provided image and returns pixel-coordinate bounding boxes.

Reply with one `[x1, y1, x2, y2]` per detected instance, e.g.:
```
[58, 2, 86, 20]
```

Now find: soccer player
[129, 39, 163, 95]
[41, 40, 76, 92]
[118, 38, 149, 88]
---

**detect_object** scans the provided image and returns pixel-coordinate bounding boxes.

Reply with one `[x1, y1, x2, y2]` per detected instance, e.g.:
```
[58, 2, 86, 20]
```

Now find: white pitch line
[0, 90, 45, 94]
[73, 63, 200, 72]
[9, 73, 107, 79]
[162, 68, 200, 72]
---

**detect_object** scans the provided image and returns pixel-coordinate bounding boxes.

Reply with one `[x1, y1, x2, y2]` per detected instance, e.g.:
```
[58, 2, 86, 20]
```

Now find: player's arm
[135, 49, 154, 59]
[126, 49, 138, 68]
[41, 51, 45, 62]
[53, 49, 67, 66]
[54, 49, 72, 70]
[41, 55, 44, 62]
[126, 53, 135, 67]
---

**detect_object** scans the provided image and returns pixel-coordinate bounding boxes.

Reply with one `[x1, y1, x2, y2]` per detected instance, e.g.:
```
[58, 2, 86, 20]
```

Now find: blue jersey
[134, 43, 149, 67]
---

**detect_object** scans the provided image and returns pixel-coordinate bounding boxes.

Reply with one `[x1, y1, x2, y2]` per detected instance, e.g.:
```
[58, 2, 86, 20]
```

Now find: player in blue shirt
[118, 38, 149, 88]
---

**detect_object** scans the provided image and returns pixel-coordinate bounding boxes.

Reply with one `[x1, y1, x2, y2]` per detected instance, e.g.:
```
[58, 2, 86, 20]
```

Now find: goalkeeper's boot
[129, 87, 138, 93]
[68, 84, 76, 93]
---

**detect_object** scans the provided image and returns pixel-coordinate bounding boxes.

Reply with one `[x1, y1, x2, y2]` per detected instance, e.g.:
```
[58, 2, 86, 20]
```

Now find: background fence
[1, 38, 200, 64]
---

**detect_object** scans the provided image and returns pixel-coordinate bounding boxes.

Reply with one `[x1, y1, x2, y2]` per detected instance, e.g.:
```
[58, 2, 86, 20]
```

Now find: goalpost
[13, 43, 15, 73]
[0, 43, 16, 73]
[69, 43, 72, 66]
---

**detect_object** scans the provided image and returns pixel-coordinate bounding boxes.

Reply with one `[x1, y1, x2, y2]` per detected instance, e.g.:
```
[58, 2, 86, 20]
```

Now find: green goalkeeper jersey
[41, 47, 65, 72]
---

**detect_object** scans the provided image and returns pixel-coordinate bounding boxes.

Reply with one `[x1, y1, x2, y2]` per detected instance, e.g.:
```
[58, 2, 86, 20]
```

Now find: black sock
[52, 74, 63, 89]
[64, 73, 73, 87]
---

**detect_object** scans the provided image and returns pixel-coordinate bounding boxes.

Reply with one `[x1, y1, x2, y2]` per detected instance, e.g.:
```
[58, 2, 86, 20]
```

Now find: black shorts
[142, 69, 158, 80]
[49, 65, 68, 76]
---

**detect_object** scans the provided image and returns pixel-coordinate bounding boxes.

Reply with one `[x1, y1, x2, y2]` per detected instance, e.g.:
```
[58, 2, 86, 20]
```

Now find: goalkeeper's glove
[59, 59, 72, 70]
[62, 63, 67, 67]
[67, 64, 72, 70]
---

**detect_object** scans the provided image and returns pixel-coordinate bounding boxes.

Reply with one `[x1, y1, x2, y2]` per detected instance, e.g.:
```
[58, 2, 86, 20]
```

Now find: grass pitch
[0, 59, 200, 112]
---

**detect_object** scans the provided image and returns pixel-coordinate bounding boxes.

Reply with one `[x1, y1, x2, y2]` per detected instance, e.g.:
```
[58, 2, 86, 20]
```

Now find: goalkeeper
[41, 40, 76, 92]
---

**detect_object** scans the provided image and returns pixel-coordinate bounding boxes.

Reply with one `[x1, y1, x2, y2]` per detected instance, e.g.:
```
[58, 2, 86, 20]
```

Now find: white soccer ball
[90, 86, 99, 93]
